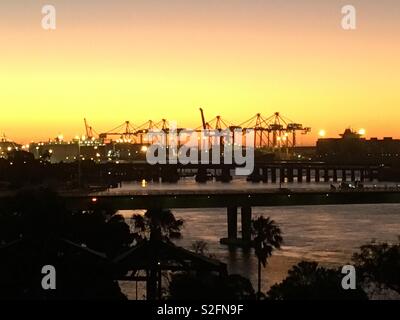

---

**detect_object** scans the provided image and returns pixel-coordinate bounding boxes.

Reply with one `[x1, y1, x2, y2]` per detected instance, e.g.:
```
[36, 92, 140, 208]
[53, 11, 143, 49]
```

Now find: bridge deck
[65, 188, 400, 210]
[2, 188, 400, 210]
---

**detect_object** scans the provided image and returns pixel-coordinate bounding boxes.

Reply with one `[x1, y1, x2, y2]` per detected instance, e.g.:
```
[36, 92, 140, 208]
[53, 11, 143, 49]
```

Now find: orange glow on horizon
[0, 1, 399, 145]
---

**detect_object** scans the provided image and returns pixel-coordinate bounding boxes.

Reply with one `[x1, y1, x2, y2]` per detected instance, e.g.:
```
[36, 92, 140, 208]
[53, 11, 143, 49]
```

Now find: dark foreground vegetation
[0, 188, 398, 300]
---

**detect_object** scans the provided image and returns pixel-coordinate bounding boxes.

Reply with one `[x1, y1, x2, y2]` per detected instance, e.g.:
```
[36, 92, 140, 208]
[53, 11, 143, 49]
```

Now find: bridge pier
[315, 169, 320, 182]
[271, 168, 277, 183]
[161, 166, 179, 183]
[288, 168, 294, 183]
[297, 168, 303, 182]
[333, 169, 338, 182]
[195, 167, 208, 183]
[262, 168, 269, 183]
[306, 168, 311, 182]
[218, 168, 232, 183]
[342, 169, 347, 182]
[280, 168, 285, 183]
[255, 168, 262, 182]
[351, 169, 356, 182]
[324, 169, 329, 182]
[368, 169, 374, 182]
[220, 206, 252, 247]
[151, 167, 161, 182]
[360, 169, 365, 182]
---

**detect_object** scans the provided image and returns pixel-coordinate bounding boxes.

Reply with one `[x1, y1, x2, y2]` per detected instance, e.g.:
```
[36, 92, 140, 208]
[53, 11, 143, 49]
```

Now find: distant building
[0, 135, 22, 159]
[292, 146, 316, 160]
[316, 128, 400, 164]
[29, 138, 148, 163]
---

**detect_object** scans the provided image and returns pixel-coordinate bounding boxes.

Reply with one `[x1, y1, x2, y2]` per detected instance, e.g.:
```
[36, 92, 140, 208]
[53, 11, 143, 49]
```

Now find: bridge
[73, 160, 383, 184]
[2, 186, 398, 247]
[111, 161, 383, 184]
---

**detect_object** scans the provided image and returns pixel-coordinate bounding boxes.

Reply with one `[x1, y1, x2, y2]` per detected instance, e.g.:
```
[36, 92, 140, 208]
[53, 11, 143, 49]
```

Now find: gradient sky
[0, 0, 399, 144]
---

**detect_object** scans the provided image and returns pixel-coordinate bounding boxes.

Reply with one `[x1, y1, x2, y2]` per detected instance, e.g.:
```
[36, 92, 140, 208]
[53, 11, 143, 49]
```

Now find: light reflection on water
[119, 203, 400, 296]
[117, 180, 400, 297]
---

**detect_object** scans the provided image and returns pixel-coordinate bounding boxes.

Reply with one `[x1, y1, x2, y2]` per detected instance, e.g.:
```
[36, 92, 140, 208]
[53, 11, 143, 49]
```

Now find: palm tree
[251, 216, 283, 298]
[130, 208, 184, 299]
[131, 208, 184, 242]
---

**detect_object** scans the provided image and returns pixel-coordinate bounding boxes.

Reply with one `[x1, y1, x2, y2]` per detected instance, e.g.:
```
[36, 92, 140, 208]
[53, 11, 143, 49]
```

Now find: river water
[116, 178, 400, 299]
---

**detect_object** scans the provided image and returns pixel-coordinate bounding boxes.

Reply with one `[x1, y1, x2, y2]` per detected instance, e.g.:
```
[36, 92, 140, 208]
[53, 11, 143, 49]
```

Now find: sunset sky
[0, 0, 399, 144]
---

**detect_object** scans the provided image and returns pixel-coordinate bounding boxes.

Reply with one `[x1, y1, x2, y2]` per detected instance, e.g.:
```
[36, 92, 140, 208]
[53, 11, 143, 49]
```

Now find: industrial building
[0, 135, 21, 159]
[316, 128, 400, 164]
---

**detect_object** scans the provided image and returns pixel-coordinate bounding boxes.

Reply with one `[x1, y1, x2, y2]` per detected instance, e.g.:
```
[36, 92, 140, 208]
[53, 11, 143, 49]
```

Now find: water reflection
[119, 203, 400, 294]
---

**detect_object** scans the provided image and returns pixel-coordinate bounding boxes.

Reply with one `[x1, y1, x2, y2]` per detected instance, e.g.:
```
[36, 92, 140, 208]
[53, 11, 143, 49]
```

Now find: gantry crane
[84, 118, 97, 140]
[239, 112, 311, 150]
[197, 108, 241, 147]
[86, 109, 310, 151]
[98, 121, 136, 143]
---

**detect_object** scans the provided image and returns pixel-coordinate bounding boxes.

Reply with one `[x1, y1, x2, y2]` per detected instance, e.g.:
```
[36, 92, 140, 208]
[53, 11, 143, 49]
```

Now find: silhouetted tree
[131, 208, 183, 242]
[192, 240, 209, 255]
[191, 240, 216, 259]
[352, 238, 400, 294]
[251, 216, 282, 298]
[267, 261, 368, 300]
[128, 209, 184, 299]
[0, 188, 127, 299]
[103, 214, 134, 258]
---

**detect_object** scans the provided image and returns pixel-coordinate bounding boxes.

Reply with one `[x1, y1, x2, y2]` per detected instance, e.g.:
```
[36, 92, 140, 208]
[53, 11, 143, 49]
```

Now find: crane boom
[199, 108, 206, 130]
[84, 118, 93, 139]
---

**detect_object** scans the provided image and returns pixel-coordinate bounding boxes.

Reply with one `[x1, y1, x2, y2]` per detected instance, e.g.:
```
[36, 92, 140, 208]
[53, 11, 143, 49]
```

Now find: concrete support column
[333, 169, 338, 182]
[221, 168, 232, 183]
[271, 168, 277, 183]
[195, 167, 207, 183]
[351, 169, 356, 182]
[297, 168, 303, 182]
[288, 168, 294, 183]
[227, 206, 238, 240]
[315, 169, 320, 182]
[306, 168, 311, 182]
[342, 169, 347, 181]
[324, 169, 329, 182]
[280, 168, 285, 183]
[262, 168, 269, 183]
[241, 206, 252, 243]
[369, 169, 374, 182]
